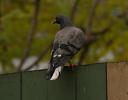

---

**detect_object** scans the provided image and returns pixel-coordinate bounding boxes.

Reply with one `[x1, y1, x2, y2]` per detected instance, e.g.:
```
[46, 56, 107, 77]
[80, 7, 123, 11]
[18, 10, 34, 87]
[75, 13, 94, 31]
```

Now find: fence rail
[0, 62, 128, 100]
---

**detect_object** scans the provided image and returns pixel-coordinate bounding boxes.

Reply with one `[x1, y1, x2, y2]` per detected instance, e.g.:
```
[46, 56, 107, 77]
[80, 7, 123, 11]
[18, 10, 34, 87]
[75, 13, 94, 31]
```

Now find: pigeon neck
[60, 22, 73, 29]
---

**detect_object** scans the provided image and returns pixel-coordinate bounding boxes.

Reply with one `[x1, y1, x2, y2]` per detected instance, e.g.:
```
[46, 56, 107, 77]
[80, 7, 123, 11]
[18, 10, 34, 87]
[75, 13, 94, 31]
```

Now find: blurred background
[0, 0, 128, 74]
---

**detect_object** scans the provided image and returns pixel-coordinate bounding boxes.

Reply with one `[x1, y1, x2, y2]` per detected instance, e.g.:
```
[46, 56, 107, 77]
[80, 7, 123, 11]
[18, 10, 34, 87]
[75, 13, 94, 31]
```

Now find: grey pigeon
[46, 15, 86, 80]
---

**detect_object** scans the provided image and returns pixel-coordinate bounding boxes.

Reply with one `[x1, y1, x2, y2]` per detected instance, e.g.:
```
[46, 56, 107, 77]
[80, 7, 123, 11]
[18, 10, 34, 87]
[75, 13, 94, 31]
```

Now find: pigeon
[46, 15, 86, 80]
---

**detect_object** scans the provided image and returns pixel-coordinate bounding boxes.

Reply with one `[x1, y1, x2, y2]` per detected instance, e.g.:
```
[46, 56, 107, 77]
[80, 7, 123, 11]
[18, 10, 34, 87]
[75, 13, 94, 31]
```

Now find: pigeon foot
[67, 64, 78, 69]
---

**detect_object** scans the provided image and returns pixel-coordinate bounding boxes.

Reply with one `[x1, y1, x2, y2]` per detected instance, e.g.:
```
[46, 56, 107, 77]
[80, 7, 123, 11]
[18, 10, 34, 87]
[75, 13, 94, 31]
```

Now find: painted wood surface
[0, 73, 20, 100]
[0, 63, 107, 100]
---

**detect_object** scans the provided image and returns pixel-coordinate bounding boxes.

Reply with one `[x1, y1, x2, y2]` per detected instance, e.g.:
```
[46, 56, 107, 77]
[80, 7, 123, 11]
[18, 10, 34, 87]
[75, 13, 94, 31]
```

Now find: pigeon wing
[51, 26, 86, 68]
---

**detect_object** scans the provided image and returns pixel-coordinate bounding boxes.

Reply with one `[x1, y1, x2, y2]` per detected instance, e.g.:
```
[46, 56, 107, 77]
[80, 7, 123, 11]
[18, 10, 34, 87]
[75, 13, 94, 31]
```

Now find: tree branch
[78, 0, 101, 65]
[23, 43, 52, 71]
[78, 21, 113, 65]
[70, 0, 80, 21]
[86, 0, 100, 35]
[18, 0, 40, 71]
[92, 21, 113, 39]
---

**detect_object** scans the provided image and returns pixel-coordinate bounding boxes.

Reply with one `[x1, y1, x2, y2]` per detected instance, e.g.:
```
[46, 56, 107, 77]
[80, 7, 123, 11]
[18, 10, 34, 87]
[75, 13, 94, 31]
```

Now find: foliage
[0, 0, 128, 73]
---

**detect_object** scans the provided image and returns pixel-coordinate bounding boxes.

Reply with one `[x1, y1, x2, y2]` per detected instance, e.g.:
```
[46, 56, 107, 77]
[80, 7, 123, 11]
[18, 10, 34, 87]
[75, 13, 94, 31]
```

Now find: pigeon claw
[67, 64, 78, 69]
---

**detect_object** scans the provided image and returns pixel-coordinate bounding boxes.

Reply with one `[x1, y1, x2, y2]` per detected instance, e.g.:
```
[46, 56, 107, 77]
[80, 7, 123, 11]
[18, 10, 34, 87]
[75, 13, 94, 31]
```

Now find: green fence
[0, 63, 107, 100]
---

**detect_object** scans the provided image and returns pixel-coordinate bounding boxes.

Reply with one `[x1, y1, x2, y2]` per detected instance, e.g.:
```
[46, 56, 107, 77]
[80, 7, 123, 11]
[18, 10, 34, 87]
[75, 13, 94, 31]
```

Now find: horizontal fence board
[0, 73, 20, 100]
[107, 62, 128, 100]
[47, 69, 76, 100]
[22, 71, 47, 100]
[77, 64, 107, 100]
[0, 63, 108, 100]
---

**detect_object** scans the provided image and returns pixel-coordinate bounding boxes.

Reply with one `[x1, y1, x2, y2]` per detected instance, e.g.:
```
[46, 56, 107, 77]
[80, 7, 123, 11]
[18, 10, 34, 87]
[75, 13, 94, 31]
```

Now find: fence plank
[0, 64, 108, 100]
[47, 68, 76, 100]
[107, 62, 128, 100]
[22, 70, 47, 100]
[77, 64, 107, 100]
[0, 73, 20, 100]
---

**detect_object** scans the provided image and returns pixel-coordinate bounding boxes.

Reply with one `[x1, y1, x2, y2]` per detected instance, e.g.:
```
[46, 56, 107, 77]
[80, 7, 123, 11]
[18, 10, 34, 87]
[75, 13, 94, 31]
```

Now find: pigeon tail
[50, 66, 63, 80]
[46, 66, 63, 80]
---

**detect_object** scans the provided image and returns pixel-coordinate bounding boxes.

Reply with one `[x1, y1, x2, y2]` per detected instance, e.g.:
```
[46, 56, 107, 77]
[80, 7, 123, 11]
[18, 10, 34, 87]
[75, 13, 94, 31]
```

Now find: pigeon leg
[67, 61, 78, 69]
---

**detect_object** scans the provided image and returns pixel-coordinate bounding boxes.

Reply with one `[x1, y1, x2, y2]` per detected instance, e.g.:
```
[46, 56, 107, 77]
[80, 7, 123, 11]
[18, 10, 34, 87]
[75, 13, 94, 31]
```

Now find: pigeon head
[53, 15, 73, 29]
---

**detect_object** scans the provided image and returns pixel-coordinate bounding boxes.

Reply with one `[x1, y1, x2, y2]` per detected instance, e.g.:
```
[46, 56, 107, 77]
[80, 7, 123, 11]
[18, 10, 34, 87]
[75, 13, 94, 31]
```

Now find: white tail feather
[50, 66, 63, 80]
